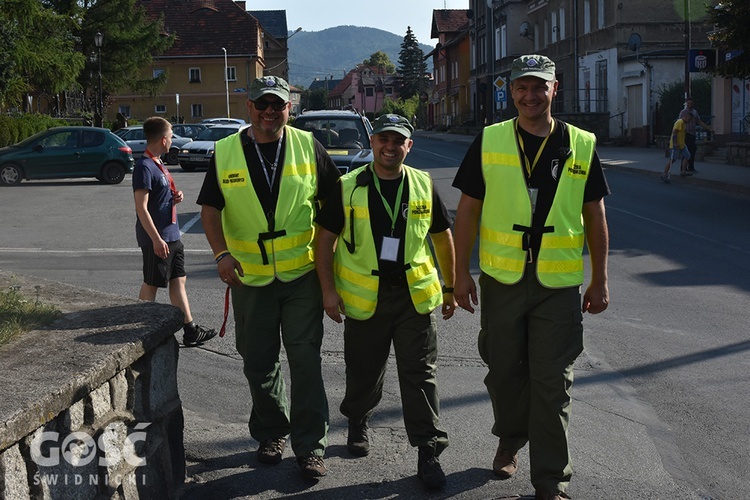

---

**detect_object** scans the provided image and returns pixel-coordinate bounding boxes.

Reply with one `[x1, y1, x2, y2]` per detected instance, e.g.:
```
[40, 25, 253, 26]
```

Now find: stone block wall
[727, 142, 750, 167]
[0, 271, 185, 499]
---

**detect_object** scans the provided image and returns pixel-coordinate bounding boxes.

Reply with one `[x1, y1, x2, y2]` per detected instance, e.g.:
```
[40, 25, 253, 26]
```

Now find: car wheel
[166, 148, 180, 165]
[0, 164, 23, 185]
[99, 161, 126, 184]
[181, 164, 197, 172]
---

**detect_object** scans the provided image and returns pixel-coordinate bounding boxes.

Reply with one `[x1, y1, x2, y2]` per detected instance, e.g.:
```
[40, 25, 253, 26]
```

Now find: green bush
[0, 114, 71, 147]
[656, 77, 711, 135]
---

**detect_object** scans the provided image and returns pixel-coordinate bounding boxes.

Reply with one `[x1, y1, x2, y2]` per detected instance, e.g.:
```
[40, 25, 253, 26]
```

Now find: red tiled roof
[138, 0, 260, 57]
[431, 9, 470, 38]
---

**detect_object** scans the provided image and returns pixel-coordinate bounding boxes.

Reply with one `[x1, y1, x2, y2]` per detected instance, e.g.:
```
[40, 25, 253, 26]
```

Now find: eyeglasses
[253, 99, 288, 111]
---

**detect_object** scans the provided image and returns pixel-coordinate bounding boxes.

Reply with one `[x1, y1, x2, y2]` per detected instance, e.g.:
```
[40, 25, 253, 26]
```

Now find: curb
[601, 162, 750, 196]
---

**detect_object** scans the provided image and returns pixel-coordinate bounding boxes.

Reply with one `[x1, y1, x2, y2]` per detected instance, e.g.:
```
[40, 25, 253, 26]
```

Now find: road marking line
[180, 213, 202, 236]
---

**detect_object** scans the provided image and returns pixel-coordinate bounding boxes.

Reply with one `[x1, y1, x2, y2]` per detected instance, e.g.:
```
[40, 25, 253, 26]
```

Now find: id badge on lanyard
[528, 187, 538, 215]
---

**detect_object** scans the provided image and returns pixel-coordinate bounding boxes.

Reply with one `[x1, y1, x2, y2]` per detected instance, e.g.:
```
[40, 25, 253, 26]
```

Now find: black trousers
[685, 132, 697, 171]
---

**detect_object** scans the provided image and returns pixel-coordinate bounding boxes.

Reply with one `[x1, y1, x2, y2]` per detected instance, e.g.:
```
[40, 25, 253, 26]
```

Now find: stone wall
[0, 271, 185, 499]
[727, 142, 750, 167]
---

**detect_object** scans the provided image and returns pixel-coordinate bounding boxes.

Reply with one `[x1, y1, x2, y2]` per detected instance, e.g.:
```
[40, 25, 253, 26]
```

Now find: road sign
[495, 90, 506, 102]
[494, 76, 506, 91]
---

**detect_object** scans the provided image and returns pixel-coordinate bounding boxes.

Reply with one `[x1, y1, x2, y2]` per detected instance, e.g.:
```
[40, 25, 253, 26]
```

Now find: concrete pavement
[175, 129, 746, 499]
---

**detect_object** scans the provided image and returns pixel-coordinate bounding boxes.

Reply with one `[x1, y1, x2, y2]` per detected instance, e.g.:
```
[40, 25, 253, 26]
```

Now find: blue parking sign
[495, 90, 506, 102]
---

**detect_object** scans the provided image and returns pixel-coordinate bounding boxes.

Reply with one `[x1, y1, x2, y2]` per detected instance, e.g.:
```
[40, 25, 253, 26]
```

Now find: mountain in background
[287, 26, 435, 89]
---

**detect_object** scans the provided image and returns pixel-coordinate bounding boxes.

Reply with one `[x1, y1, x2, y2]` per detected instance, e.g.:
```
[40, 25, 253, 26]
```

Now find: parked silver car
[113, 125, 192, 165]
[177, 124, 244, 171]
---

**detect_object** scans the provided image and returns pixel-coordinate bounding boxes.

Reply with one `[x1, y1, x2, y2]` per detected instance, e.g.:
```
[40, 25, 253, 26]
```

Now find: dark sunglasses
[253, 99, 288, 111]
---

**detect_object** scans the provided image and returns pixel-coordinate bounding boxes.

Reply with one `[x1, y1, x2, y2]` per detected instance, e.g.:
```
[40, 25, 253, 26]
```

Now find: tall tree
[363, 51, 396, 74]
[0, 0, 85, 109]
[397, 26, 427, 100]
[707, 1, 750, 79]
[72, 0, 174, 105]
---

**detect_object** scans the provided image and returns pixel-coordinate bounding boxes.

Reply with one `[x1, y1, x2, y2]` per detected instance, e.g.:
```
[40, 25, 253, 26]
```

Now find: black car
[292, 110, 373, 174]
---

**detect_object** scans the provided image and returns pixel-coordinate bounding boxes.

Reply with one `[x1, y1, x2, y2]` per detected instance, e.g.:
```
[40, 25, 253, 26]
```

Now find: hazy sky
[248, 0, 469, 47]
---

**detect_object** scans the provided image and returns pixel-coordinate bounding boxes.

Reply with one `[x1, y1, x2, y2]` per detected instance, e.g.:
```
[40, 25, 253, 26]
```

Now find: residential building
[467, 0, 716, 142]
[110, 0, 289, 123]
[427, 9, 472, 129]
[251, 9, 297, 83]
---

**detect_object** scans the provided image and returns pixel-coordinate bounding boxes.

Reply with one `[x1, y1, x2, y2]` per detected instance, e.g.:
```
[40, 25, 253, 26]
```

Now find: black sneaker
[417, 447, 446, 490]
[257, 437, 286, 465]
[182, 324, 217, 346]
[297, 455, 328, 478]
[347, 419, 370, 457]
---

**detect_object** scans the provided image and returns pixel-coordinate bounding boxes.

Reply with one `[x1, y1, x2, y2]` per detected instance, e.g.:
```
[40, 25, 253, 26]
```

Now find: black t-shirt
[315, 167, 453, 279]
[197, 128, 341, 219]
[452, 118, 610, 255]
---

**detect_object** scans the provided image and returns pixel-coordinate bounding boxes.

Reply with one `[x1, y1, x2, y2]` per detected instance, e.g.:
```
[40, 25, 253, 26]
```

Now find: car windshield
[294, 118, 370, 149]
[13, 130, 51, 148]
[195, 127, 238, 141]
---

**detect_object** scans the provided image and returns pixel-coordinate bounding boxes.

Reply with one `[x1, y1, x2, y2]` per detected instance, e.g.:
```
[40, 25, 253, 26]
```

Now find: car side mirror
[33, 144, 44, 152]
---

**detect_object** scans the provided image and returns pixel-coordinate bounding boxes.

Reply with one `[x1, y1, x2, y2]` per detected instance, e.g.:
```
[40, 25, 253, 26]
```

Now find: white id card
[380, 236, 400, 262]
[528, 187, 539, 214]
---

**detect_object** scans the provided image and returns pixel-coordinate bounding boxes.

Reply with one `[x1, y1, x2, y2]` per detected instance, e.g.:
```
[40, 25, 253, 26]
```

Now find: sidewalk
[413, 129, 750, 195]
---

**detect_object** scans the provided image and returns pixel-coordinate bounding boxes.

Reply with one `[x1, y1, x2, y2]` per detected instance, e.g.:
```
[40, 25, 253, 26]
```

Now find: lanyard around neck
[372, 168, 405, 236]
[515, 118, 555, 178]
[249, 126, 284, 189]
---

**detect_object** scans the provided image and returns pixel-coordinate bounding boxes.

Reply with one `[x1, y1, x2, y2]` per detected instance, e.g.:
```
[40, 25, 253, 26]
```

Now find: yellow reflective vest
[333, 164, 442, 320]
[214, 127, 317, 287]
[480, 119, 596, 288]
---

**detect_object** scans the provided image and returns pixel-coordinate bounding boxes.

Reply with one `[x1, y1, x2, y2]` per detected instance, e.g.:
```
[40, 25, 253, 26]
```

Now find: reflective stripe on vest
[334, 164, 441, 320]
[215, 127, 317, 286]
[480, 120, 595, 288]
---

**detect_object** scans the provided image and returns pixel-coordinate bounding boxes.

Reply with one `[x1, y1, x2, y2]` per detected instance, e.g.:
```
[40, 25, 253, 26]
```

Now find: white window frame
[153, 69, 165, 78]
[226, 66, 237, 82]
[191, 103, 203, 118]
[189, 67, 201, 83]
[155, 104, 167, 114]
[118, 105, 131, 117]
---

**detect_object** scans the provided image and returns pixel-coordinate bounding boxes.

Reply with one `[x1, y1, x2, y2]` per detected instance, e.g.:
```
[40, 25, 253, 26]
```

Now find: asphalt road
[1, 137, 749, 499]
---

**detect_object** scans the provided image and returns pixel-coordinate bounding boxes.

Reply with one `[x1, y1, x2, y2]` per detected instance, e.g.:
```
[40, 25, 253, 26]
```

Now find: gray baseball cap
[510, 55, 556, 82]
[248, 76, 290, 101]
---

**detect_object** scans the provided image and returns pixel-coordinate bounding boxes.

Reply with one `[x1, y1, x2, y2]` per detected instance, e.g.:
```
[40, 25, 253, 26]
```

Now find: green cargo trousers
[478, 270, 584, 495]
[339, 284, 449, 456]
[232, 271, 329, 457]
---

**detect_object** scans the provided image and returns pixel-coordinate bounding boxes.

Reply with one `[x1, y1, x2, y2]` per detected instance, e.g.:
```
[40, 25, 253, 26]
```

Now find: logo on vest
[222, 171, 247, 186]
[410, 203, 431, 217]
[567, 163, 587, 176]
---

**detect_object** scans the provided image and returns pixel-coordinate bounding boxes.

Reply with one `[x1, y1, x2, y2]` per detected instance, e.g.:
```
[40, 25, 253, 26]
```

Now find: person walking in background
[132, 116, 217, 347]
[452, 55, 610, 500]
[315, 114, 456, 491]
[198, 76, 340, 480]
[662, 111, 692, 184]
[683, 97, 713, 173]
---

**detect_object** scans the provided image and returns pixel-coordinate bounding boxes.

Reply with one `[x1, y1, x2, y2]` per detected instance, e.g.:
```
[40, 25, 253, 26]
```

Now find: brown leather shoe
[257, 437, 286, 465]
[492, 440, 518, 478]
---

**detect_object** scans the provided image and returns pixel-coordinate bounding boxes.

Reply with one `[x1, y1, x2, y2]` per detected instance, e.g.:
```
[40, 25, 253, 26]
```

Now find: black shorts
[141, 240, 186, 288]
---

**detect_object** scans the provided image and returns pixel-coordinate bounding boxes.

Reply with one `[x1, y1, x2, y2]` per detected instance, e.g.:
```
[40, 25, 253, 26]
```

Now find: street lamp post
[94, 31, 104, 126]
[222, 47, 230, 117]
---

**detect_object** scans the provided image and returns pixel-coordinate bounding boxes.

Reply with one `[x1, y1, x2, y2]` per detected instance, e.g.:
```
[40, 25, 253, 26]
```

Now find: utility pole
[684, 0, 691, 100]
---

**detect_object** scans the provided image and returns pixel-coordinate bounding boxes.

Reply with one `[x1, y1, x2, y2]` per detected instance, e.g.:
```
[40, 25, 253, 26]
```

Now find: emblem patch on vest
[221, 170, 248, 187]
[409, 201, 431, 218]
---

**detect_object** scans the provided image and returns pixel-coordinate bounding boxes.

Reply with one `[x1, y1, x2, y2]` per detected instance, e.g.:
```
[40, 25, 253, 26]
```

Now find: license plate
[190, 155, 207, 162]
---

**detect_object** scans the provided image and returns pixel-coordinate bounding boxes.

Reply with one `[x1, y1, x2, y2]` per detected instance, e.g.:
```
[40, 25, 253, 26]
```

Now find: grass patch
[0, 286, 61, 347]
